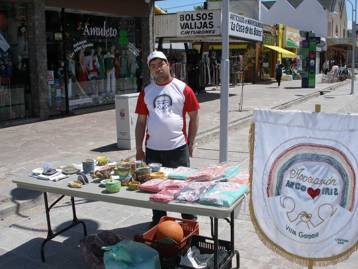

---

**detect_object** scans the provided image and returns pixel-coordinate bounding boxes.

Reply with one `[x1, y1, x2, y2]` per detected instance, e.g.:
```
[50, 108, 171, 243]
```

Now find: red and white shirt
[135, 78, 200, 151]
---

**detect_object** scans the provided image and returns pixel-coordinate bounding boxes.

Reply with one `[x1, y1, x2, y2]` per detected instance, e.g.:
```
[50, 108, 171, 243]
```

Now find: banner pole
[315, 104, 321, 113]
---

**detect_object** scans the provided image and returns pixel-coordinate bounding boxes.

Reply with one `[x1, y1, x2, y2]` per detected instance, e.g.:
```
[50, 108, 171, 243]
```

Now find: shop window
[46, 10, 142, 113]
[0, 3, 30, 122]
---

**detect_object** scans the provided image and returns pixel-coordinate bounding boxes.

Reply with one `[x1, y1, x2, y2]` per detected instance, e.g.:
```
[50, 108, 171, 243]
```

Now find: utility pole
[347, 0, 357, 94]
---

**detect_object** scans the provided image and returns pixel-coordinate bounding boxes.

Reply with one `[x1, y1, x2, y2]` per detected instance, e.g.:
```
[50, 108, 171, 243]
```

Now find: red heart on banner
[307, 188, 320, 199]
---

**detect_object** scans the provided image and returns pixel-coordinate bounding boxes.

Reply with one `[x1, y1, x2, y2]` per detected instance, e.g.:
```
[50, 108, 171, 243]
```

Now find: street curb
[0, 80, 350, 219]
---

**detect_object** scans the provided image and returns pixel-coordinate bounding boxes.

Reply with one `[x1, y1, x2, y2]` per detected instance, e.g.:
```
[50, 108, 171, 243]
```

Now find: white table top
[13, 176, 246, 219]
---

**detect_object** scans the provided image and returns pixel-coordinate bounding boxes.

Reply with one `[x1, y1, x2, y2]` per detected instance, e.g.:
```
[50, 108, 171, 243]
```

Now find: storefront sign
[251, 109, 358, 266]
[229, 12, 263, 42]
[263, 32, 275, 46]
[284, 26, 301, 49]
[176, 10, 221, 36]
[83, 21, 118, 38]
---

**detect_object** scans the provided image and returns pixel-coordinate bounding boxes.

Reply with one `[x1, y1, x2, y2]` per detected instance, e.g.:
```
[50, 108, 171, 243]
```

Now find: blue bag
[103, 240, 161, 269]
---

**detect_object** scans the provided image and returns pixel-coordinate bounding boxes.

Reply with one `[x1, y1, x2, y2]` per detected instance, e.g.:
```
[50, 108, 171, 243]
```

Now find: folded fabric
[199, 182, 248, 207]
[228, 173, 250, 185]
[175, 182, 213, 202]
[150, 187, 182, 203]
[187, 164, 229, 182]
[166, 166, 199, 180]
[138, 179, 167, 193]
[223, 165, 240, 179]
[149, 180, 189, 202]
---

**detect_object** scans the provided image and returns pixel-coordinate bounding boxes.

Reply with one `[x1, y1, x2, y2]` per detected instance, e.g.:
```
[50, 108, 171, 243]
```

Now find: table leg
[41, 193, 87, 262]
[231, 211, 240, 268]
[213, 217, 219, 269]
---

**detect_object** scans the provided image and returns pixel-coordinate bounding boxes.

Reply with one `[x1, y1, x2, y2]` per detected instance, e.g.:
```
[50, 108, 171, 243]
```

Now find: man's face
[149, 58, 170, 82]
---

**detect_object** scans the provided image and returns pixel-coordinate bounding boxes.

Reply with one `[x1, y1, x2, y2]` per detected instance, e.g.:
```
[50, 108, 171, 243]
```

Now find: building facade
[0, 0, 153, 124]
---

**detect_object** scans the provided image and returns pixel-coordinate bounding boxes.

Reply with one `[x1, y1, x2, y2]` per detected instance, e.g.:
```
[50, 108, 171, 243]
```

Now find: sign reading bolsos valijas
[229, 12, 263, 42]
[176, 10, 221, 37]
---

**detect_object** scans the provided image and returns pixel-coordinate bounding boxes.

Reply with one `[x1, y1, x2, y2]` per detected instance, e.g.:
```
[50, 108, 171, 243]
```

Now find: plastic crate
[179, 235, 233, 269]
[135, 216, 199, 257]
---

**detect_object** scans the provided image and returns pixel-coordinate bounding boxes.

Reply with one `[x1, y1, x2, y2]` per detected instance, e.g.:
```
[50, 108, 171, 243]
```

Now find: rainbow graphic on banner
[267, 143, 356, 212]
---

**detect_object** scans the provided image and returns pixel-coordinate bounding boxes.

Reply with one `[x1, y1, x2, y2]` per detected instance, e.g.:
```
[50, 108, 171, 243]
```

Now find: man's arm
[135, 114, 147, 161]
[187, 110, 199, 157]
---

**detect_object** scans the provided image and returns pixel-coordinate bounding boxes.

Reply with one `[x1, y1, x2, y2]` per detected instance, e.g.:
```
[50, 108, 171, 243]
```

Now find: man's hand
[136, 149, 146, 161]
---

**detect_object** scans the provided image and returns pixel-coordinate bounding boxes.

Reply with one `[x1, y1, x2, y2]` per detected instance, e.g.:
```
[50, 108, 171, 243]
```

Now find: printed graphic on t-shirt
[153, 94, 173, 114]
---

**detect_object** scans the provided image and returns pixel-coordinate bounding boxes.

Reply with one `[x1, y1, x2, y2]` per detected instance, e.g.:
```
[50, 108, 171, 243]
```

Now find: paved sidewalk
[1, 76, 358, 268]
[0, 75, 350, 218]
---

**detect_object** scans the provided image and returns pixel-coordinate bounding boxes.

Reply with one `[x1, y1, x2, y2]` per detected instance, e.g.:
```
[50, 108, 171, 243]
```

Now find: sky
[156, 0, 355, 28]
[156, 0, 205, 13]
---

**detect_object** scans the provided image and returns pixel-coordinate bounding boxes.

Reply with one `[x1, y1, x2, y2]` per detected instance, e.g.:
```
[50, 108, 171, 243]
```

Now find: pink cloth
[187, 164, 229, 182]
[149, 180, 189, 202]
[228, 174, 250, 185]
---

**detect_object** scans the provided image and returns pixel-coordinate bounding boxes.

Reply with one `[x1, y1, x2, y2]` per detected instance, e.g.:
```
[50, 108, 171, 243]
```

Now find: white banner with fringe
[250, 109, 358, 265]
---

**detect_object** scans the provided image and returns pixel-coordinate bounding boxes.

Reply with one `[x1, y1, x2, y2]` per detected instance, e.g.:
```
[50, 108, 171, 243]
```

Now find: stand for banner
[238, 70, 244, 112]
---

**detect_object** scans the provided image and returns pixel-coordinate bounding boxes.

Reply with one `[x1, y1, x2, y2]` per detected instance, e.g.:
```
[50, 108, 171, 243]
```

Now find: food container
[105, 179, 121, 193]
[135, 166, 151, 183]
[114, 166, 130, 178]
[127, 180, 140, 191]
[149, 163, 162, 172]
[82, 159, 95, 174]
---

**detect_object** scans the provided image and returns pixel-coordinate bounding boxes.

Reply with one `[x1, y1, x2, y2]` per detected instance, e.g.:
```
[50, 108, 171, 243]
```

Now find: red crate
[135, 216, 199, 257]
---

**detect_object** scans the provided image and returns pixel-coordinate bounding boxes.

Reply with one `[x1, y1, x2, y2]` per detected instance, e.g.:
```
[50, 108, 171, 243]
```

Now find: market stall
[13, 160, 248, 269]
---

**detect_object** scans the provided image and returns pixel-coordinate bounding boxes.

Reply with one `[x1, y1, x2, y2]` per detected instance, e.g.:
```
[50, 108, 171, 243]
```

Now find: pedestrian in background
[135, 51, 200, 226]
[275, 61, 283, 87]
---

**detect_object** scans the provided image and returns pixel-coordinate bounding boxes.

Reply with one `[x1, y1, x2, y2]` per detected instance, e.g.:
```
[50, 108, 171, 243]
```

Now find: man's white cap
[147, 51, 167, 64]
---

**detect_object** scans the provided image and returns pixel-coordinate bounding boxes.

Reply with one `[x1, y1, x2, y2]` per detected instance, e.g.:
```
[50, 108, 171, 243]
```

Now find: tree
[194, 4, 204, 10]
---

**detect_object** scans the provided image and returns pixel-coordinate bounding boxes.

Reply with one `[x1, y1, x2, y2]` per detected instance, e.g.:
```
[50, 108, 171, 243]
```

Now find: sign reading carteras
[176, 10, 221, 37]
[229, 12, 263, 42]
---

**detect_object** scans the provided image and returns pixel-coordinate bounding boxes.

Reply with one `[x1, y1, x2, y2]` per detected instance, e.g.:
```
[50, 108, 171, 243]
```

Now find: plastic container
[149, 163, 162, 172]
[135, 216, 199, 257]
[179, 235, 234, 269]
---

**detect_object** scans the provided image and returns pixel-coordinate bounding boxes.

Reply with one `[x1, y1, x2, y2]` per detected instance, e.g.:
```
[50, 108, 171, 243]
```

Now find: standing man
[275, 61, 283, 87]
[135, 51, 200, 226]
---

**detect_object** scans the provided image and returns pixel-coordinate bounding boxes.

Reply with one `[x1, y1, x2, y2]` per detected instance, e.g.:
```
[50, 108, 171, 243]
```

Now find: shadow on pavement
[196, 92, 236, 103]
[10, 188, 42, 218]
[91, 143, 124, 153]
[1, 219, 99, 268]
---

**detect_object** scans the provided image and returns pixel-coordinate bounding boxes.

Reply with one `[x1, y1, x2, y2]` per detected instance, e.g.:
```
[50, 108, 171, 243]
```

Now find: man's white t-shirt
[135, 78, 200, 151]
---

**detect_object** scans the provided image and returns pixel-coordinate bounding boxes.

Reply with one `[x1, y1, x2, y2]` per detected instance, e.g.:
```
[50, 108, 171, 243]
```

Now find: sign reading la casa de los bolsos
[228, 12, 263, 42]
[176, 10, 263, 42]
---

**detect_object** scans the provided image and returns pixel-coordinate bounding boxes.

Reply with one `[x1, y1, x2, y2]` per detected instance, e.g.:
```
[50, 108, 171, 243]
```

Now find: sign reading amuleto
[177, 10, 221, 37]
[229, 12, 263, 42]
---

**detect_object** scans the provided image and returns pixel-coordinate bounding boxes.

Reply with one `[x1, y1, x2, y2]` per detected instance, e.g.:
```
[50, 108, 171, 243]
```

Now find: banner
[250, 109, 358, 266]
[284, 26, 301, 49]
[176, 10, 221, 37]
[229, 12, 263, 42]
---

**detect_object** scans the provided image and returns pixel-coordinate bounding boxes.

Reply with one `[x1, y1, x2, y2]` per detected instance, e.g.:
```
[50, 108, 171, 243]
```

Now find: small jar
[82, 159, 95, 174]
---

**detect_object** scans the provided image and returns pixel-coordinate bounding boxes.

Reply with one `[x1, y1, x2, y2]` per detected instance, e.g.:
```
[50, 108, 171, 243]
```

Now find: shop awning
[264, 45, 297, 58]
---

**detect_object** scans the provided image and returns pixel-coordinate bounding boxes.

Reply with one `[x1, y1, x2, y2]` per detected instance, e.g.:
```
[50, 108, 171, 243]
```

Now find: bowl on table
[105, 179, 121, 193]
[149, 163, 162, 172]
[114, 166, 130, 178]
